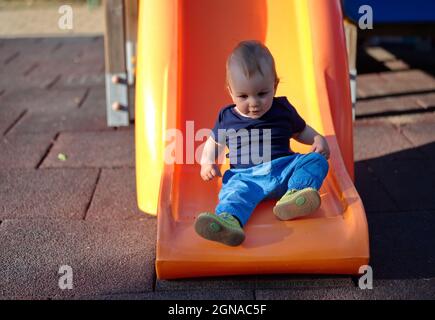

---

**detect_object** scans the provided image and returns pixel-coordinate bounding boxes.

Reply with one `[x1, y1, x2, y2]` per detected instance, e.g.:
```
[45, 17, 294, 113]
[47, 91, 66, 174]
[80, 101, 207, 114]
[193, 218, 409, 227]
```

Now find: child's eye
[258, 92, 268, 96]
[238, 95, 247, 99]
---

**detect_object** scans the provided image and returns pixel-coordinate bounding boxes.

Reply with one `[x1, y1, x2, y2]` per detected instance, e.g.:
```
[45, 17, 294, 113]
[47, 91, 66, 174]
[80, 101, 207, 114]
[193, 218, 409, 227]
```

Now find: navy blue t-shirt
[211, 96, 306, 169]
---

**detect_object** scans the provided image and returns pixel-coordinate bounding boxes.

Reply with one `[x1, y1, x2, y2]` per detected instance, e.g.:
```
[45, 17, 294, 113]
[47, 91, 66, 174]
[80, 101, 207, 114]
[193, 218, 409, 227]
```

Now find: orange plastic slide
[135, 0, 370, 279]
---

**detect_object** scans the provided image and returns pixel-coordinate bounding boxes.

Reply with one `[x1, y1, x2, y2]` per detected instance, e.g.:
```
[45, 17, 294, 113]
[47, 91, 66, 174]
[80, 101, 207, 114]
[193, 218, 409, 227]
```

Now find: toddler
[194, 40, 330, 246]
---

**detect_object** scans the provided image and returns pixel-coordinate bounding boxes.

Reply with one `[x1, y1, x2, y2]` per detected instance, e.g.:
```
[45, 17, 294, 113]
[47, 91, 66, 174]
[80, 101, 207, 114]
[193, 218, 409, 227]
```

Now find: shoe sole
[194, 214, 245, 247]
[273, 188, 321, 221]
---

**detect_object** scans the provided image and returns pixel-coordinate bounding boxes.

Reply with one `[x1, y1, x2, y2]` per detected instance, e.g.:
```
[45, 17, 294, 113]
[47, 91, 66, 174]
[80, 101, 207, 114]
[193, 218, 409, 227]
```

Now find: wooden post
[124, 0, 138, 122]
[344, 19, 358, 121]
[104, 0, 129, 126]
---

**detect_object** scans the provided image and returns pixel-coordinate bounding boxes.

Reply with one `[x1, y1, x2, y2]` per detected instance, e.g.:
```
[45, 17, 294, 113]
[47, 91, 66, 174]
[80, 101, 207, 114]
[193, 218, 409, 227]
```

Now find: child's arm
[200, 137, 226, 181]
[292, 125, 330, 159]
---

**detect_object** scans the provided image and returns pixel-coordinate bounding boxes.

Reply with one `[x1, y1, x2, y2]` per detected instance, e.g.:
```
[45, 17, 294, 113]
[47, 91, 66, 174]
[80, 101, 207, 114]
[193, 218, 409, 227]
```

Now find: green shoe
[273, 188, 321, 221]
[194, 212, 245, 247]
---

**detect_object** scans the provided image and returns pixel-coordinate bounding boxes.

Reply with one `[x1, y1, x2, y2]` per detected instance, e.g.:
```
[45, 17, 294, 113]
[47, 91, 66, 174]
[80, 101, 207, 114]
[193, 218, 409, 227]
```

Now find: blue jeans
[215, 152, 329, 226]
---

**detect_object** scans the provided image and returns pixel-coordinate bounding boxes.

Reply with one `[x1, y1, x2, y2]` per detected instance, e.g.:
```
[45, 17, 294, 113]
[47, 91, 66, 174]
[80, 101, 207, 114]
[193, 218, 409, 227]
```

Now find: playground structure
[103, 1, 435, 128]
[104, 0, 137, 126]
[133, 0, 370, 280]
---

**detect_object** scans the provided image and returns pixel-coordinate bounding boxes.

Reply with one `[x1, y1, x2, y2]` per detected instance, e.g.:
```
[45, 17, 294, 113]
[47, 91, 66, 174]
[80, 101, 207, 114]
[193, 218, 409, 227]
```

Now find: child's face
[227, 64, 276, 119]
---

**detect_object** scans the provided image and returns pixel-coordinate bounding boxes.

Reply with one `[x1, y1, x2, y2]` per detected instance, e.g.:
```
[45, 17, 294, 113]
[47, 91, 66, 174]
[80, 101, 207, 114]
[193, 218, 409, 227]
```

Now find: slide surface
[135, 0, 370, 279]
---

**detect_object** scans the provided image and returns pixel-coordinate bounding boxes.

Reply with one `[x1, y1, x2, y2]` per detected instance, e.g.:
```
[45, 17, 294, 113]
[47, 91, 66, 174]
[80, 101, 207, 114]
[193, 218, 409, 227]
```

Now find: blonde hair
[226, 40, 279, 89]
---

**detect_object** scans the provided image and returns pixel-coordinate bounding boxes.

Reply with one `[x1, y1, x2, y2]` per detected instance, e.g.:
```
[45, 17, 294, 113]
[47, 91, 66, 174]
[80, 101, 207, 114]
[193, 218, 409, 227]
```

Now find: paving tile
[385, 110, 435, 126]
[0, 69, 61, 91]
[354, 161, 398, 213]
[76, 86, 106, 116]
[0, 295, 50, 301]
[0, 46, 20, 65]
[0, 54, 37, 78]
[0, 133, 54, 168]
[23, 71, 60, 90]
[0, 168, 98, 220]
[80, 86, 106, 108]
[34, 62, 104, 89]
[157, 274, 354, 292]
[380, 43, 435, 69]
[0, 40, 103, 84]
[355, 95, 423, 117]
[356, 74, 387, 98]
[0, 219, 156, 298]
[1, 38, 95, 61]
[0, 87, 87, 113]
[356, 87, 368, 99]
[384, 59, 409, 71]
[255, 279, 435, 300]
[357, 73, 386, 85]
[377, 81, 434, 97]
[353, 122, 416, 161]
[86, 168, 148, 220]
[400, 122, 435, 160]
[365, 159, 435, 211]
[255, 274, 353, 289]
[32, 62, 103, 81]
[79, 43, 104, 63]
[380, 70, 435, 91]
[62, 85, 106, 117]
[58, 73, 105, 88]
[10, 106, 107, 135]
[367, 211, 435, 280]
[416, 92, 435, 108]
[0, 37, 97, 68]
[41, 130, 134, 168]
[0, 38, 59, 58]
[156, 275, 258, 291]
[41, 36, 99, 45]
[0, 105, 26, 135]
[41, 37, 102, 60]
[365, 47, 396, 62]
[357, 70, 435, 99]
[382, 70, 434, 82]
[83, 290, 254, 300]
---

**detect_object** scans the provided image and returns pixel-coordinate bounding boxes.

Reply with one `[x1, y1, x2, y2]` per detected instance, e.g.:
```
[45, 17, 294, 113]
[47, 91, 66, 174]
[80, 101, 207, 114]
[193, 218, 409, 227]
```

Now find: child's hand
[200, 163, 222, 181]
[310, 135, 330, 159]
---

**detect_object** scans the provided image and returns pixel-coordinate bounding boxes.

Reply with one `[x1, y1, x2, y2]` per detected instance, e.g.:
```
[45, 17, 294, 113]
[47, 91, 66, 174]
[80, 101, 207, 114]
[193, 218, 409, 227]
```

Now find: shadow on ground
[357, 42, 435, 77]
[355, 141, 435, 280]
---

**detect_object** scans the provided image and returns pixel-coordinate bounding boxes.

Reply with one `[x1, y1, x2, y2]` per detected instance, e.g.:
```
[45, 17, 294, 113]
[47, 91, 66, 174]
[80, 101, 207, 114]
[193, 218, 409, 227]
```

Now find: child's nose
[248, 97, 260, 108]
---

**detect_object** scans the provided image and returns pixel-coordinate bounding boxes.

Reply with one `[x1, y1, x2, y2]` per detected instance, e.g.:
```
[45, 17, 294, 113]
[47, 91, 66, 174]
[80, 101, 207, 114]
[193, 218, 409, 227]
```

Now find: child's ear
[274, 79, 279, 94]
